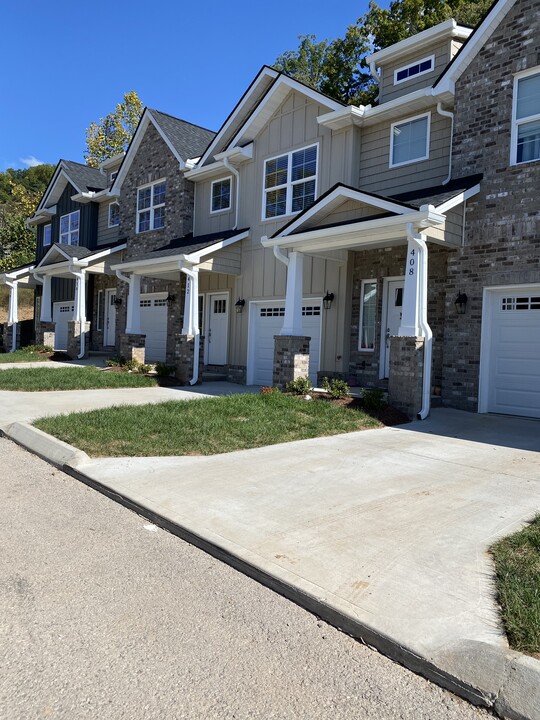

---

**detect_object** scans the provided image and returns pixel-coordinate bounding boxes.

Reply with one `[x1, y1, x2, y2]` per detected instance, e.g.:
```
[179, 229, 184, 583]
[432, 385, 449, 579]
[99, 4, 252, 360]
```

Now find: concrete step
[202, 372, 228, 382]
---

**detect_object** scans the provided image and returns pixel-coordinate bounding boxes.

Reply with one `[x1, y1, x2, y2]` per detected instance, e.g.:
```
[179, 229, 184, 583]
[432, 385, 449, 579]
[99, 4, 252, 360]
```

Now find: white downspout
[179, 262, 200, 386]
[436, 103, 454, 185]
[273, 244, 289, 267]
[71, 266, 87, 360]
[222, 157, 240, 231]
[406, 224, 432, 420]
[5, 279, 18, 352]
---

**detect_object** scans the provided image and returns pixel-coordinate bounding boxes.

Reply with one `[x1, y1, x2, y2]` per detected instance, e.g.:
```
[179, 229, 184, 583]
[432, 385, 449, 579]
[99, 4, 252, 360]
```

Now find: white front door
[53, 302, 75, 351]
[105, 289, 117, 347]
[207, 293, 229, 365]
[382, 279, 404, 378]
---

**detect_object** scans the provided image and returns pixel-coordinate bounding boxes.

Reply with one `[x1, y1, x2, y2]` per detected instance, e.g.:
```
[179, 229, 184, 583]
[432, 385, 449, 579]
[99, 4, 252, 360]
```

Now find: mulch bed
[315, 393, 410, 426]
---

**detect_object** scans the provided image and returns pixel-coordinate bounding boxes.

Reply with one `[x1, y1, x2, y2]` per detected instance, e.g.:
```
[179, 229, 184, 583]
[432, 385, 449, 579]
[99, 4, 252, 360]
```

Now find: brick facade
[67, 321, 91, 359]
[118, 333, 146, 364]
[174, 334, 204, 384]
[273, 335, 311, 388]
[442, 0, 540, 410]
[387, 336, 425, 417]
[2, 323, 20, 352]
[35, 321, 55, 349]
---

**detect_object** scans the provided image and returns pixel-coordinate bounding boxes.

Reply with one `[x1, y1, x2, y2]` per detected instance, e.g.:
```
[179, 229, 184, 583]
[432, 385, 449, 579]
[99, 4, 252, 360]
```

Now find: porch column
[399, 238, 423, 337]
[181, 267, 199, 336]
[126, 274, 142, 335]
[68, 269, 90, 358]
[5, 280, 19, 352]
[280, 251, 304, 336]
[40, 275, 52, 322]
[74, 270, 87, 323]
[176, 264, 202, 385]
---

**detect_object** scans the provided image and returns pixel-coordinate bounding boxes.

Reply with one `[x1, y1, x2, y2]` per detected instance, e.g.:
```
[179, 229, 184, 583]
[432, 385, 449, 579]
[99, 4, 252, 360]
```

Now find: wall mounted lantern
[323, 291, 335, 310]
[112, 297, 123, 306]
[166, 293, 176, 307]
[235, 298, 246, 314]
[454, 292, 468, 315]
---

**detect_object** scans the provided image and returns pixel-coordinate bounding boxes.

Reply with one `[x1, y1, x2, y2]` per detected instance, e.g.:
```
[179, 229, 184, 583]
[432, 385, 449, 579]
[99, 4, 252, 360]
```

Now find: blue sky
[0, 0, 373, 171]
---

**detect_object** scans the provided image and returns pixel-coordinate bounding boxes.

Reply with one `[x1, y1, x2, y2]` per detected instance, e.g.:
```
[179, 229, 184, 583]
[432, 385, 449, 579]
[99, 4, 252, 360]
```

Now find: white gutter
[436, 103, 454, 185]
[272, 244, 289, 267]
[406, 224, 432, 420]
[178, 262, 200, 386]
[222, 157, 240, 230]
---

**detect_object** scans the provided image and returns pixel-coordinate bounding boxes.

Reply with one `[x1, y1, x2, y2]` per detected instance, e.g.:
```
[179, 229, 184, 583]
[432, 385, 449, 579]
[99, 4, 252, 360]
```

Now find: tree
[84, 90, 143, 168]
[273, 0, 493, 106]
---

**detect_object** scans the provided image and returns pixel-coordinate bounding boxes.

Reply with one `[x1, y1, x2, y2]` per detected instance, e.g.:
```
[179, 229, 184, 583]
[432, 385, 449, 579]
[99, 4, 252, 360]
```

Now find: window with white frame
[43, 223, 52, 247]
[137, 180, 166, 233]
[263, 144, 317, 219]
[359, 280, 377, 351]
[394, 56, 434, 84]
[211, 177, 232, 213]
[59, 210, 80, 245]
[108, 201, 120, 227]
[390, 113, 430, 167]
[512, 68, 540, 165]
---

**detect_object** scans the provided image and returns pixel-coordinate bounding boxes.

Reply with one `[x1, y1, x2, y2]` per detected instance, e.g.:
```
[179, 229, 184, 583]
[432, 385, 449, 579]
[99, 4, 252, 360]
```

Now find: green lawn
[0, 366, 158, 391]
[0, 349, 50, 363]
[491, 515, 540, 655]
[34, 393, 382, 457]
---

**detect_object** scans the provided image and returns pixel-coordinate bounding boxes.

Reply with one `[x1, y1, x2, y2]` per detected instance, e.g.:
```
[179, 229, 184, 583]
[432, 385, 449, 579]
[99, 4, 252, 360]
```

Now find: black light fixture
[323, 290, 335, 310]
[166, 293, 176, 307]
[112, 297, 123, 306]
[235, 298, 246, 314]
[455, 291, 468, 315]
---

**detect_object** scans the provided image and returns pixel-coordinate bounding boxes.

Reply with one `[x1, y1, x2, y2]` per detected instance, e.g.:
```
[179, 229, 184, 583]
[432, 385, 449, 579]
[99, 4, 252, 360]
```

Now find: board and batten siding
[358, 107, 452, 195]
[97, 201, 120, 246]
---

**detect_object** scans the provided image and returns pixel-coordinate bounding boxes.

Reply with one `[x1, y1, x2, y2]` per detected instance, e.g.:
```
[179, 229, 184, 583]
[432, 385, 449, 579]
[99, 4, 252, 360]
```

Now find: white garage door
[140, 293, 168, 363]
[485, 289, 540, 418]
[250, 301, 322, 386]
[53, 302, 74, 351]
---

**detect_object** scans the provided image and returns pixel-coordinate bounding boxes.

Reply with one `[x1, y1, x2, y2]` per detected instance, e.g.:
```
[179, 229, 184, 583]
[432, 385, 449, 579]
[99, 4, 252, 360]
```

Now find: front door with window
[382, 279, 404, 378]
[207, 293, 228, 365]
[105, 289, 117, 347]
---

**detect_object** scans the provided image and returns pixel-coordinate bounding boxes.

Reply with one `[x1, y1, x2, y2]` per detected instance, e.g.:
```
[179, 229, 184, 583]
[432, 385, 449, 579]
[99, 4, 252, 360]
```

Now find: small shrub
[286, 376, 312, 395]
[322, 376, 350, 399]
[138, 364, 152, 374]
[22, 344, 53, 353]
[362, 387, 387, 414]
[123, 358, 140, 372]
[155, 363, 175, 377]
[260, 386, 281, 395]
[106, 356, 124, 367]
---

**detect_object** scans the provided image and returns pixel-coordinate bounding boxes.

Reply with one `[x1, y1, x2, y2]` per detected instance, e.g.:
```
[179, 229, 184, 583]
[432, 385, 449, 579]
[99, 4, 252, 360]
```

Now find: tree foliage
[274, 0, 493, 106]
[84, 90, 143, 168]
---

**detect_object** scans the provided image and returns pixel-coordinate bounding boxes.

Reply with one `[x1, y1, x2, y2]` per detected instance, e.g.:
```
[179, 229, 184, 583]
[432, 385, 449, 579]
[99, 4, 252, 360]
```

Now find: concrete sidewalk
[1, 389, 539, 718]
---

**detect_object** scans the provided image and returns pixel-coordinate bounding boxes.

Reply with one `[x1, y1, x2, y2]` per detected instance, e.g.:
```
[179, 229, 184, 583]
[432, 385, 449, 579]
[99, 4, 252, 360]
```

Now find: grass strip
[0, 349, 50, 363]
[34, 392, 381, 457]
[0, 366, 158, 391]
[491, 514, 540, 654]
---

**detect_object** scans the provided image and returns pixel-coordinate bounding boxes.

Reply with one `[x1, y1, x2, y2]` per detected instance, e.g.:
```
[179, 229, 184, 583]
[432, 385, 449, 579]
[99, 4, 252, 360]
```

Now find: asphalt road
[0, 437, 491, 720]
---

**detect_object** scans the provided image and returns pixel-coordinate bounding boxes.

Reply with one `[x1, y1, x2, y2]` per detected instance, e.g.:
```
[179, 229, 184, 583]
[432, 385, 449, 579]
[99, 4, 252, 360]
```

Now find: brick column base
[174, 334, 204, 384]
[67, 321, 91, 359]
[387, 336, 425, 418]
[118, 333, 146, 364]
[35, 321, 56, 349]
[2, 323, 20, 352]
[272, 335, 311, 388]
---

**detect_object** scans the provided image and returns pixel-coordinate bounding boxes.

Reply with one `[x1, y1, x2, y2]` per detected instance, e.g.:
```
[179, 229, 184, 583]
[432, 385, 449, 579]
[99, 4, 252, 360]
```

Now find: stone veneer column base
[272, 335, 311, 388]
[118, 333, 146, 364]
[67, 321, 91, 359]
[2, 323, 20, 352]
[387, 336, 425, 418]
[174, 334, 204, 384]
[35, 321, 56, 349]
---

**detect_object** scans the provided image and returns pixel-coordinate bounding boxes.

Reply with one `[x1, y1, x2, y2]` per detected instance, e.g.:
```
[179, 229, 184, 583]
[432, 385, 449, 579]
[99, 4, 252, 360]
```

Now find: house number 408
[408, 248, 416, 276]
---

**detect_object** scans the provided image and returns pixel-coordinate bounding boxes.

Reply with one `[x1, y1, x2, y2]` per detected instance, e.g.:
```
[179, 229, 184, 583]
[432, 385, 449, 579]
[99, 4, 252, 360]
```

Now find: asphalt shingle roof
[131, 229, 249, 263]
[388, 174, 483, 209]
[149, 110, 216, 161]
[61, 160, 109, 192]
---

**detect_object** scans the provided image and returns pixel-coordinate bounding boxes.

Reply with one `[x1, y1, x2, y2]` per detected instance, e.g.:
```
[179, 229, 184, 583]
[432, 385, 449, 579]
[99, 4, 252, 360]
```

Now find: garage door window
[501, 296, 540, 310]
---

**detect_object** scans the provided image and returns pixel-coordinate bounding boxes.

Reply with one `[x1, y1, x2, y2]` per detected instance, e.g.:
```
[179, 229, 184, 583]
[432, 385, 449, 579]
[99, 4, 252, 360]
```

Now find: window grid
[263, 145, 317, 219]
[59, 210, 80, 245]
[137, 180, 166, 233]
[211, 178, 232, 213]
[259, 305, 321, 318]
[512, 68, 540, 165]
[394, 56, 434, 84]
[154, 299, 167, 307]
[501, 296, 540, 311]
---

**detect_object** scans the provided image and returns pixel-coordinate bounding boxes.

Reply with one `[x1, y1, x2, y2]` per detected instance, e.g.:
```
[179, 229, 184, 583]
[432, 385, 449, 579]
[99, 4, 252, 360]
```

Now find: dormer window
[59, 210, 80, 245]
[263, 144, 318, 219]
[394, 56, 434, 85]
[511, 67, 540, 165]
[137, 179, 166, 233]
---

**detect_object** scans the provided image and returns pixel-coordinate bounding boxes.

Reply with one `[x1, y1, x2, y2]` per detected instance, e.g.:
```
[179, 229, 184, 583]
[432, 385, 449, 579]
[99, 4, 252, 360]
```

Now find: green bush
[286, 376, 312, 395]
[138, 363, 152, 374]
[322, 376, 350, 399]
[260, 385, 281, 395]
[22, 344, 53, 353]
[361, 387, 387, 414]
[155, 363, 175, 377]
[106, 356, 124, 367]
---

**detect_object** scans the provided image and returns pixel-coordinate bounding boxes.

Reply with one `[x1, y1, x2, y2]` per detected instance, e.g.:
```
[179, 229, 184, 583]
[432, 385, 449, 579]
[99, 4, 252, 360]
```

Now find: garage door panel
[140, 294, 167, 363]
[53, 302, 74, 351]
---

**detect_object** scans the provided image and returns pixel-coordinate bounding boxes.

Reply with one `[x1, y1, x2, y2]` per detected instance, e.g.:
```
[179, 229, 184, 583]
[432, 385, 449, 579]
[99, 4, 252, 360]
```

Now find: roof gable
[37, 160, 107, 212]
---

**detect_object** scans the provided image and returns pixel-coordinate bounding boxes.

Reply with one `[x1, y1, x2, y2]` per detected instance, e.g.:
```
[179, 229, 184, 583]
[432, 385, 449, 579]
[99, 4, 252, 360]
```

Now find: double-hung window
[512, 68, 540, 165]
[359, 280, 377, 351]
[263, 144, 317, 219]
[43, 223, 52, 247]
[211, 177, 231, 213]
[108, 201, 120, 227]
[137, 180, 166, 233]
[390, 113, 430, 168]
[59, 210, 80, 245]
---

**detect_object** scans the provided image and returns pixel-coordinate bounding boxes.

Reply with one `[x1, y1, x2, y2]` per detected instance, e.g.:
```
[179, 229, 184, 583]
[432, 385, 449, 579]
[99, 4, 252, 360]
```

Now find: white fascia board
[197, 67, 280, 167]
[367, 19, 472, 67]
[435, 0, 516, 96]
[317, 105, 366, 130]
[37, 245, 74, 266]
[38, 167, 82, 212]
[86, 243, 127, 264]
[186, 230, 249, 263]
[0, 265, 35, 282]
[147, 110, 186, 169]
[34, 260, 85, 277]
[27, 205, 57, 226]
[214, 144, 253, 163]
[280, 186, 415, 237]
[99, 152, 125, 170]
[435, 184, 481, 214]
[184, 160, 227, 182]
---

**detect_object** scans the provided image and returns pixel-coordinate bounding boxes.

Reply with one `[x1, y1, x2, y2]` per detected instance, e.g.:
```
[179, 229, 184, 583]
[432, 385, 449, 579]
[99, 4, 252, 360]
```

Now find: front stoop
[67, 321, 91, 359]
[388, 335, 425, 418]
[118, 333, 146, 364]
[273, 335, 311, 388]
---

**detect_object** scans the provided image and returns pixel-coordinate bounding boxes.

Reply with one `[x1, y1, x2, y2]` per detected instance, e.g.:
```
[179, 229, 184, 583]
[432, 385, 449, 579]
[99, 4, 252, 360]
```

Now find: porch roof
[0, 261, 38, 288]
[33, 241, 126, 278]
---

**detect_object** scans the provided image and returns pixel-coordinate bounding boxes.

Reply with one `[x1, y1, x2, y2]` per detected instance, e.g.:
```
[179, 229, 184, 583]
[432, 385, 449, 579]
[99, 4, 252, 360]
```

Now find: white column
[126, 274, 142, 335]
[40, 275, 52, 322]
[74, 271, 87, 323]
[7, 280, 18, 325]
[280, 251, 304, 336]
[399, 236, 423, 336]
[181, 267, 199, 336]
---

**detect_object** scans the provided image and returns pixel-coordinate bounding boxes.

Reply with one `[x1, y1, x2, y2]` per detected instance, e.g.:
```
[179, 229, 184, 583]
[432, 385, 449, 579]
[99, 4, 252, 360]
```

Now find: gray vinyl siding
[97, 201, 120, 246]
[379, 41, 451, 104]
[425, 206, 463, 247]
[358, 107, 452, 195]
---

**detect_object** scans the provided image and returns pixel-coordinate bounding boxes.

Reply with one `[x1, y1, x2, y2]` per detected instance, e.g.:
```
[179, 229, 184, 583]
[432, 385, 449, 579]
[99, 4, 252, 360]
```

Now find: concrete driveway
[1, 381, 539, 716]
